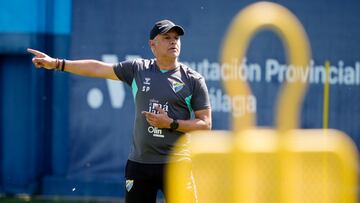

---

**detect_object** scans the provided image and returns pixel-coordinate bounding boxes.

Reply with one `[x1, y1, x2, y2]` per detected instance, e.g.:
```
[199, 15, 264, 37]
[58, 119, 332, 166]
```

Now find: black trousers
[125, 159, 198, 203]
[125, 160, 166, 203]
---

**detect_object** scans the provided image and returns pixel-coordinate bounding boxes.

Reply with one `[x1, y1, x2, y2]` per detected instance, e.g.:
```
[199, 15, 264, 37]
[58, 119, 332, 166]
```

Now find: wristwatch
[170, 119, 179, 131]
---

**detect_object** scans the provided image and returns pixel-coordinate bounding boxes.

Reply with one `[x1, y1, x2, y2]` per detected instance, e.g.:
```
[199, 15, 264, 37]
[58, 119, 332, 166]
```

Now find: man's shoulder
[131, 58, 154, 68]
[122, 58, 155, 72]
[179, 62, 203, 80]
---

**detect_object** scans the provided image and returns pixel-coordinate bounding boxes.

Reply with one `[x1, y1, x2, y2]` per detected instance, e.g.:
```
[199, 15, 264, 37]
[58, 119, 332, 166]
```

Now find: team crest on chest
[170, 80, 185, 93]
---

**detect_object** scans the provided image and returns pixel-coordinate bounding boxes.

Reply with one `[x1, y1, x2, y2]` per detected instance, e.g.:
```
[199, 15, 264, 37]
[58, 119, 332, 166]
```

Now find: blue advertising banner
[63, 0, 360, 197]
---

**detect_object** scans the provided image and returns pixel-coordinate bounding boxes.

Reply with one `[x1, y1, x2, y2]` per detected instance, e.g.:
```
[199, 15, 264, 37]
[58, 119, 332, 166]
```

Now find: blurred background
[0, 0, 359, 202]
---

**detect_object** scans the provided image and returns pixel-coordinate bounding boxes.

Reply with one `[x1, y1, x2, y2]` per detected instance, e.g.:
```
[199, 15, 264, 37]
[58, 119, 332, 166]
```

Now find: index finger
[27, 48, 46, 57]
[155, 106, 165, 113]
[141, 111, 152, 116]
[142, 111, 156, 118]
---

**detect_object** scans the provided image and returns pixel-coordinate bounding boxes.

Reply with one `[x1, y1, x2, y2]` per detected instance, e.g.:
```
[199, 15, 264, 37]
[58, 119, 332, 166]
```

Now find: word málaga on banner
[209, 87, 256, 116]
[184, 58, 360, 85]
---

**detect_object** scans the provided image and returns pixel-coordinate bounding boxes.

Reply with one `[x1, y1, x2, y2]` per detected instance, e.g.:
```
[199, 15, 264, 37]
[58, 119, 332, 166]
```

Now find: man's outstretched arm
[27, 48, 118, 80]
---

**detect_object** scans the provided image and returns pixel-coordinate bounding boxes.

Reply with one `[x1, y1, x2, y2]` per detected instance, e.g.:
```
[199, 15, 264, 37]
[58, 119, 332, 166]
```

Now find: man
[28, 19, 211, 202]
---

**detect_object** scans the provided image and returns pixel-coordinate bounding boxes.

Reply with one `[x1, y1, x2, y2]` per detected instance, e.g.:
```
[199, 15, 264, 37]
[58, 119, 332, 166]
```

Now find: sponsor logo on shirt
[148, 99, 169, 114]
[144, 77, 151, 85]
[147, 99, 169, 138]
[148, 126, 164, 138]
[142, 77, 151, 92]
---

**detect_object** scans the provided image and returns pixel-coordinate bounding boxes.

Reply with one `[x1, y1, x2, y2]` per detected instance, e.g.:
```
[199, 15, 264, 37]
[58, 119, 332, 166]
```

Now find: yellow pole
[322, 61, 330, 202]
[323, 61, 330, 129]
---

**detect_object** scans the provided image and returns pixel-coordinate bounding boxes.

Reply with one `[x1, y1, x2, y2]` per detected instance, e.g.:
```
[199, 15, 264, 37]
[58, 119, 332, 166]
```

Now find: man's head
[149, 20, 185, 59]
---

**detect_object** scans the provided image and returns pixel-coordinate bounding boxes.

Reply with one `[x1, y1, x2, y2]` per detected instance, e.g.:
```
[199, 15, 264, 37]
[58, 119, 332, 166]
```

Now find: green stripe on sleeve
[185, 95, 193, 113]
[131, 79, 138, 99]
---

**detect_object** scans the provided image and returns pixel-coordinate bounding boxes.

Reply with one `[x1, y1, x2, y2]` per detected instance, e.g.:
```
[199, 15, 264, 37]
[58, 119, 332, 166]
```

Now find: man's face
[151, 29, 181, 59]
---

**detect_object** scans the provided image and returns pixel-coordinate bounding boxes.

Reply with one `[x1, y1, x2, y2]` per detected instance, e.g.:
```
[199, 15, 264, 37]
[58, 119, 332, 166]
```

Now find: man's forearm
[64, 59, 117, 80]
[176, 118, 211, 133]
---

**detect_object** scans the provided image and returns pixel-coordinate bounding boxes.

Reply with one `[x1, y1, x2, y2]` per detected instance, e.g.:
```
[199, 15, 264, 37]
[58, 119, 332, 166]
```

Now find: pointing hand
[27, 48, 57, 70]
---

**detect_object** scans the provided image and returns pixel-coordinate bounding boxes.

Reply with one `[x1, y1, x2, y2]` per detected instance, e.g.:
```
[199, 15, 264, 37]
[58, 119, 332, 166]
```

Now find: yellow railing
[166, 2, 358, 203]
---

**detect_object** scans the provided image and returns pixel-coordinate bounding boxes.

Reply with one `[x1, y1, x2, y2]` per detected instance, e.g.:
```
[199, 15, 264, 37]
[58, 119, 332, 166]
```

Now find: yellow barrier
[166, 2, 358, 203]
[221, 1, 310, 133]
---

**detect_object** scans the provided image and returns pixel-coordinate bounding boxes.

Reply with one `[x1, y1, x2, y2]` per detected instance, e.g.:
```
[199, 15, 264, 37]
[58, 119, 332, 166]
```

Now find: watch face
[171, 120, 179, 130]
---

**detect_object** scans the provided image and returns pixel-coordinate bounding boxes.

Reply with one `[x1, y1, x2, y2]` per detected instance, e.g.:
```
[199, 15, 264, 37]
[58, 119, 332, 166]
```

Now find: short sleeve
[191, 77, 211, 111]
[113, 60, 136, 85]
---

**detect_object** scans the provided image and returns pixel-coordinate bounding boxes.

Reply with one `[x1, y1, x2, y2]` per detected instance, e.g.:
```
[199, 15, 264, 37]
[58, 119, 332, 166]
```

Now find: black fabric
[125, 159, 165, 180]
[124, 159, 199, 203]
[113, 59, 210, 164]
[125, 160, 165, 203]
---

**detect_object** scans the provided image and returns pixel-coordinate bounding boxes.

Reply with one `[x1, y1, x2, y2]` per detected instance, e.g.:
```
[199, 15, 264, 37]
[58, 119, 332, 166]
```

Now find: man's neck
[156, 57, 179, 70]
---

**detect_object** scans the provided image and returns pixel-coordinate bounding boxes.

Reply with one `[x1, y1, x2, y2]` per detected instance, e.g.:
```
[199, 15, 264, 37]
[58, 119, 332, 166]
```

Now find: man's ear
[149, 39, 155, 47]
